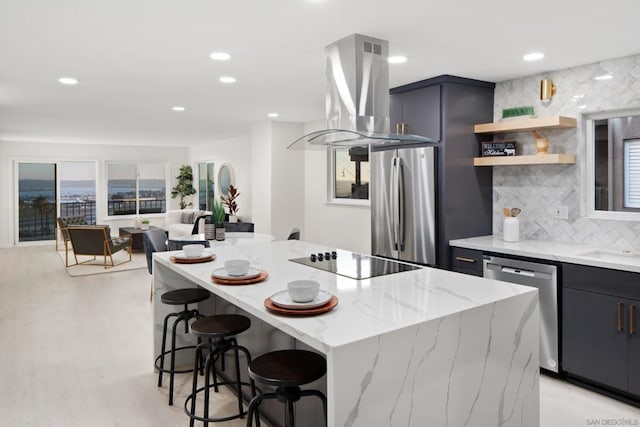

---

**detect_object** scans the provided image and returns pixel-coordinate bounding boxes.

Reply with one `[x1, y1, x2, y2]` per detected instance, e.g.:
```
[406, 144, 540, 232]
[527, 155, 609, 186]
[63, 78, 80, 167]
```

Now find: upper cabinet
[390, 85, 441, 141]
[473, 115, 577, 166]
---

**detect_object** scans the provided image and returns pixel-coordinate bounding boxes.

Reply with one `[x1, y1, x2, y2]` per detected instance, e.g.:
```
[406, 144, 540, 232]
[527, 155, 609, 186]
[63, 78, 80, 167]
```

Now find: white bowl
[225, 259, 250, 276]
[183, 244, 205, 257]
[287, 280, 320, 303]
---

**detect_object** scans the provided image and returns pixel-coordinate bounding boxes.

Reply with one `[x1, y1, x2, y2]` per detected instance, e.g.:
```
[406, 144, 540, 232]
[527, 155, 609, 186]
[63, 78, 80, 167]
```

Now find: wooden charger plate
[170, 254, 216, 264]
[211, 270, 269, 285]
[264, 295, 338, 316]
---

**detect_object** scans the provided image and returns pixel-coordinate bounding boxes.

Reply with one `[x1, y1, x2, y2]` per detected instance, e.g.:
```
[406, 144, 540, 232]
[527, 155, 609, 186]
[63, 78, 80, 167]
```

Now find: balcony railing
[18, 199, 165, 241]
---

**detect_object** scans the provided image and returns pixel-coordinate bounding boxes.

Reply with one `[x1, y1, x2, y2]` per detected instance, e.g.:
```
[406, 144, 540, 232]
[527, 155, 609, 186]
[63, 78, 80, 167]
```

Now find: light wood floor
[1, 245, 638, 426]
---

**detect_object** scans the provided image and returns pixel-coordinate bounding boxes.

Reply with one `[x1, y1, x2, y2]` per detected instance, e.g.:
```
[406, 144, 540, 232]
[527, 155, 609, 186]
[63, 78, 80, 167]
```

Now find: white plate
[173, 249, 214, 260]
[270, 290, 333, 310]
[211, 267, 261, 281]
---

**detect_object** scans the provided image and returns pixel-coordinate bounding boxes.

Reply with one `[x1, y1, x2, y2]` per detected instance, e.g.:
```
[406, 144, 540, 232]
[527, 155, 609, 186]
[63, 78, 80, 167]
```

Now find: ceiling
[1, 0, 639, 147]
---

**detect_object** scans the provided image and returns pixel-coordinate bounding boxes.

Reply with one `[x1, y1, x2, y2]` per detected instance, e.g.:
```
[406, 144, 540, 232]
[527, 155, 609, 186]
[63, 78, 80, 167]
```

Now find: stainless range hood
[288, 34, 438, 150]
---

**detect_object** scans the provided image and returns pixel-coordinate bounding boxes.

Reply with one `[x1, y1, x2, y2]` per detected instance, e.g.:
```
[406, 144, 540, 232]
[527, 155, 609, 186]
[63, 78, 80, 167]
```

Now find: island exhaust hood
[288, 34, 438, 150]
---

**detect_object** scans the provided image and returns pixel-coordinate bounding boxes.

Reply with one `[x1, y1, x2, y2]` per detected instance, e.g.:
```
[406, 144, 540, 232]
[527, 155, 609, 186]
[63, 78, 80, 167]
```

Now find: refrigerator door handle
[390, 157, 400, 251]
[398, 157, 405, 252]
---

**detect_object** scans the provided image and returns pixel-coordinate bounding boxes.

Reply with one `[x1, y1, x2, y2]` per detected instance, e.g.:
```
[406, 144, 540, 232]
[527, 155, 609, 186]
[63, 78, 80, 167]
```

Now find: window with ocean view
[106, 163, 167, 216]
[18, 163, 56, 242]
[16, 161, 97, 243]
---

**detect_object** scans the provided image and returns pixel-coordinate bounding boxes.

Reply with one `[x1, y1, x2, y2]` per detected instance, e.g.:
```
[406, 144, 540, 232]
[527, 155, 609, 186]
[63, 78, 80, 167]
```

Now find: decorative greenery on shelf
[171, 165, 197, 209]
[221, 185, 240, 216]
[140, 218, 150, 225]
[212, 200, 226, 225]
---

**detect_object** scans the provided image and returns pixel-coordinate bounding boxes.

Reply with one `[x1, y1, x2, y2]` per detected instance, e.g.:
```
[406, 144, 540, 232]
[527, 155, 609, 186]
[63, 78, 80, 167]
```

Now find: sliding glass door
[18, 163, 57, 242]
[16, 161, 96, 243]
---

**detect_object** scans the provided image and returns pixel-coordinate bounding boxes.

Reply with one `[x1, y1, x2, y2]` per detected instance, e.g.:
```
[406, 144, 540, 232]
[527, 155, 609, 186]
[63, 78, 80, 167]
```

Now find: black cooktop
[289, 249, 421, 280]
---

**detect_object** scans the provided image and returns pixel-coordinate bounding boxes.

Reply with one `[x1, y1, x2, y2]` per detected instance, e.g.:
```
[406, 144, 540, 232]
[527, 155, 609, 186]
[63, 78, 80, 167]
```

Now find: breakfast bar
[153, 237, 540, 427]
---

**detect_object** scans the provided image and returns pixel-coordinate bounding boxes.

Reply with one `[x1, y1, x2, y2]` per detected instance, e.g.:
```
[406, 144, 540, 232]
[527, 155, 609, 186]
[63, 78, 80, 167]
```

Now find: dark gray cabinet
[390, 75, 495, 269]
[562, 263, 640, 398]
[450, 247, 483, 276]
[390, 85, 441, 141]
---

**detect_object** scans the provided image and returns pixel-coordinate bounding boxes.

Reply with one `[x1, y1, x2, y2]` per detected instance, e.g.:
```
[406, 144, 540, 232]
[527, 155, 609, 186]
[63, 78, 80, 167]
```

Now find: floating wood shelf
[474, 116, 577, 134]
[473, 154, 576, 166]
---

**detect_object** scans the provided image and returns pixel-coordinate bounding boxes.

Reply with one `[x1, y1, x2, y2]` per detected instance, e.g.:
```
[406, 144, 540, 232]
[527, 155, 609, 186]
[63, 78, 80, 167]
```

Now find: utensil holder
[503, 217, 519, 242]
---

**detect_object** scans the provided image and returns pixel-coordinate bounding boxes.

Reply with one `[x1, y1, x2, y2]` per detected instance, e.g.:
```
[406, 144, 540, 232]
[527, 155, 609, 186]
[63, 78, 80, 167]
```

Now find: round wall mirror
[218, 164, 234, 197]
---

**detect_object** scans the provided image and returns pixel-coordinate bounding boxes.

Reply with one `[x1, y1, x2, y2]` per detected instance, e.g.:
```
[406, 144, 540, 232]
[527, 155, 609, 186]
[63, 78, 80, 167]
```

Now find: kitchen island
[153, 237, 539, 427]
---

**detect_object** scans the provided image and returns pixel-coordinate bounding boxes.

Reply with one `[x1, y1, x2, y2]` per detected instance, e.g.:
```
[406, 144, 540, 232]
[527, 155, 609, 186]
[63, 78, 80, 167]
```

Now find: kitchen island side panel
[328, 291, 539, 427]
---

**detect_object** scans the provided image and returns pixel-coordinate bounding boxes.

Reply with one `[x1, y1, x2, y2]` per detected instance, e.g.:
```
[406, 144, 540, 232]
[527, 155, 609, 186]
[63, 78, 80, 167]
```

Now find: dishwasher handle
[498, 265, 536, 277]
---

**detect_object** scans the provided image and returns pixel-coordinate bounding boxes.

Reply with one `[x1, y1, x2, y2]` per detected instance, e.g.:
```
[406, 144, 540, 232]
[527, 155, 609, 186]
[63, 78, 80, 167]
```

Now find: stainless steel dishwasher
[483, 255, 559, 373]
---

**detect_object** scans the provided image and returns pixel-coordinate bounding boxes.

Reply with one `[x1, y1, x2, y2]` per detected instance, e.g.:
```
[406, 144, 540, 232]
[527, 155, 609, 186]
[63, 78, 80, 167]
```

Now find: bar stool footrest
[184, 380, 258, 423]
[154, 345, 200, 375]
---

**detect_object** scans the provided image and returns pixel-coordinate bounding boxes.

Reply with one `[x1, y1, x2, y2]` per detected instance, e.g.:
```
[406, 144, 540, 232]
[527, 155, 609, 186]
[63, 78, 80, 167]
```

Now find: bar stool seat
[155, 287, 210, 405]
[184, 314, 257, 426]
[246, 350, 327, 427]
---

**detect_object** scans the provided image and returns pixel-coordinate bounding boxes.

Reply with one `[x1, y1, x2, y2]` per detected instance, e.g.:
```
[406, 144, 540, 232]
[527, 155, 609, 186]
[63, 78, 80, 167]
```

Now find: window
[331, 147, 370, 202]
[624, 139, 640, 208]
[106, 163, 167, 216]
[16, 161, 96, 243]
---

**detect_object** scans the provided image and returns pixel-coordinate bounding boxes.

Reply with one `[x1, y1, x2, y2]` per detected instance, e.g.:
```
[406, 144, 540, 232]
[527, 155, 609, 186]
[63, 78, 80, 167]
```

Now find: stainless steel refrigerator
[371, 145, 437, 265]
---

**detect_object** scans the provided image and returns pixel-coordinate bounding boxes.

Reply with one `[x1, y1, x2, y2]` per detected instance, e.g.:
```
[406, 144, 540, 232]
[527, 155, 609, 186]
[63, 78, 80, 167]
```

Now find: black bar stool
[246, 350, 327, 427]
[155, 287, 210, 405]
[184, 314, 257, 426]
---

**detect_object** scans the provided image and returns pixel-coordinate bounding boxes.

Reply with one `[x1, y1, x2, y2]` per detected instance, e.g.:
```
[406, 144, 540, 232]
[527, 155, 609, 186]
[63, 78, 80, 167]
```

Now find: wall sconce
[540, 79, 556, 104]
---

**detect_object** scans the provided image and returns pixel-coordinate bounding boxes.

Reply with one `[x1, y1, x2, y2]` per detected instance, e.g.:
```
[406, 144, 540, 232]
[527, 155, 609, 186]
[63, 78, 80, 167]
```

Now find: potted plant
[171, 165, 197, 209]
[221, 185, 240, 223]
[140, 217, 150, 230]
[212, 200, 226, 241]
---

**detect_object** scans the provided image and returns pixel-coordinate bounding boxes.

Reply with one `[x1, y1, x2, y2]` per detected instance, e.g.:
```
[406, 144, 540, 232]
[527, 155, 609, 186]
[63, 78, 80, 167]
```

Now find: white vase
[140, 224, 149, 230]
[229, 215, 238, 223]
[503, 217, 519, 242]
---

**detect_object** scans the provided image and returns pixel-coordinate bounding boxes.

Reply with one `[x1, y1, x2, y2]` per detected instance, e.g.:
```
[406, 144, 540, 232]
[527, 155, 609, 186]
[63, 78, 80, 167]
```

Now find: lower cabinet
[450, 247, 483, 276]
[562, 263, 640, 399]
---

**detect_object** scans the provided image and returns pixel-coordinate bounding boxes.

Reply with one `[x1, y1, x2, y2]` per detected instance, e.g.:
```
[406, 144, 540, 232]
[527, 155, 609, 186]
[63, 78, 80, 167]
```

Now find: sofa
[165, 209, 211, 238]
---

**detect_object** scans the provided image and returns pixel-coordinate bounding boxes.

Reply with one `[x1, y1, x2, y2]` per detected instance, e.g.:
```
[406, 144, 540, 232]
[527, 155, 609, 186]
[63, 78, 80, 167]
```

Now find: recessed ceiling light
[58, 77, 78, 85]
[579, 104, 588, 109]
[268, 113, 279, 118]
[523, 52, 544, 62]
[594, 74, 613, 81]
[172, 106, 185, 111]
[219, 76, 236, 84]
[210, 52, 231, 61]
[388, 55, 407, 64]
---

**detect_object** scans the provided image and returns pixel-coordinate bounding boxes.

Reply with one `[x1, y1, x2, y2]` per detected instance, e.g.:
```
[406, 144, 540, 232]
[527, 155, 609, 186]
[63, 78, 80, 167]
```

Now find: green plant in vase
[212, 201, 226, 241]
[171, 165, 197, 209]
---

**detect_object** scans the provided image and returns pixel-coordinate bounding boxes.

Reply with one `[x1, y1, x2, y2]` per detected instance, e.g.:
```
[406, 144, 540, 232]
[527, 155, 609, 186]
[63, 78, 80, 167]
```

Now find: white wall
[270, 122, 305, 240]
[189, 134, 252, 221]
[302, 121, 371, 253]
[250, 121, 305, 240]
[0, 140, 188, 247]
[251, 123, 272, 234]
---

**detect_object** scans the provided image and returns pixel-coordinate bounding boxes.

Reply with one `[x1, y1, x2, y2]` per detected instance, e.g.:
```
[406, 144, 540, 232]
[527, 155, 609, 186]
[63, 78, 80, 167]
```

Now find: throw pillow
[181, 212, 195, 224]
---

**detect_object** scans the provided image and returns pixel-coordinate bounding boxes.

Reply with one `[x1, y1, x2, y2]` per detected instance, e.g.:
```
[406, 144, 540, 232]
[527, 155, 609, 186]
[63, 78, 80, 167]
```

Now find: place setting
[264, 280, 338, 316]
[170, 244, 216, 264]
[211, 259, 269, 285]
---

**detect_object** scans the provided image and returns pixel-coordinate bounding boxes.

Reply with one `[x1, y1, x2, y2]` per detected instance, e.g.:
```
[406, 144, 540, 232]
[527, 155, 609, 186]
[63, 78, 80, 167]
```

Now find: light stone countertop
[450, 235, 640, 273]
[154, 238, 538, 352]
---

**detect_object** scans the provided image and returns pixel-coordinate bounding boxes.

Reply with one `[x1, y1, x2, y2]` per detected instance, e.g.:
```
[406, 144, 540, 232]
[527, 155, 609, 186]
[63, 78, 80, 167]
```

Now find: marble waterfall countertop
[450, 235, 640, 273]
[153, 238, 539, 426]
